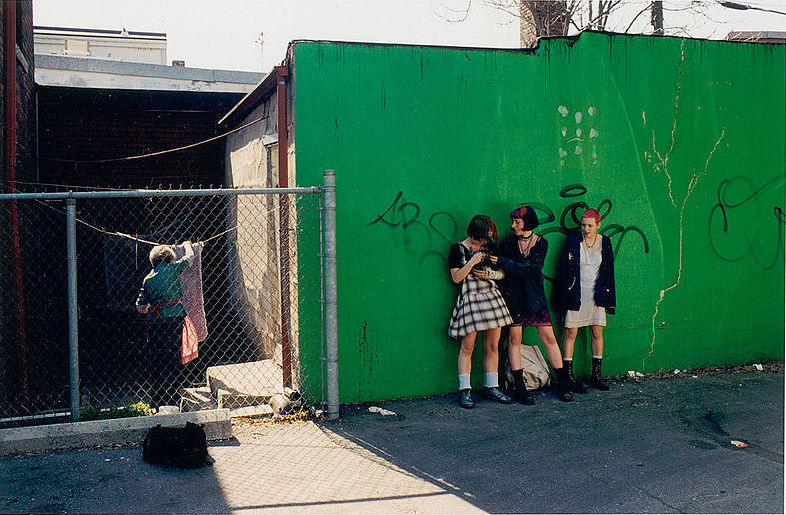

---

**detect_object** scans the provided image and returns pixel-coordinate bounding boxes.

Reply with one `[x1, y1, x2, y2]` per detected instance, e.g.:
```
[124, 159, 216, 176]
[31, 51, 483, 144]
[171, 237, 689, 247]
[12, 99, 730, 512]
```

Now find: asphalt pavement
[0, 367, 782, 514]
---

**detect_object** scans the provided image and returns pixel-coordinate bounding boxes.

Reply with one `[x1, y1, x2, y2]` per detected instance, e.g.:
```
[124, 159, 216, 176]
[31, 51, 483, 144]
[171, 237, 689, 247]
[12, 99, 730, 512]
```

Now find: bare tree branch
[434, 0, 751, 44]
[433, 0, 472, 23]
[625, 3, 654, 33]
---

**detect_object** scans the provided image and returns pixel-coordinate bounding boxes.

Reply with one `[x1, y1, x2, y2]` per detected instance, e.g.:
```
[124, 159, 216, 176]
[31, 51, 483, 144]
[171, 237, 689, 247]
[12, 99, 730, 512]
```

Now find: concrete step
[215, 388, 271, 410]
[180, 386, 218, 412]
[0, 409, 232, 456]
[229, 405, 274, 419]
[206, 360, 283, 401]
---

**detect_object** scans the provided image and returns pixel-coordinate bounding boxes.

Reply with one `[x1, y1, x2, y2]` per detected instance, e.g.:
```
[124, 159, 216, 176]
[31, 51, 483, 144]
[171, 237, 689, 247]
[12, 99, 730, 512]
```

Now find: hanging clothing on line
[173, 242, 208, 342]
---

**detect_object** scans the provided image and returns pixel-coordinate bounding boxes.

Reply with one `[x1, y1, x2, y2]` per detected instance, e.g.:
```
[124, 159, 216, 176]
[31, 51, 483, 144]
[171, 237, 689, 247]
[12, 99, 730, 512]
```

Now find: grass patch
[80, 402, 153, 421]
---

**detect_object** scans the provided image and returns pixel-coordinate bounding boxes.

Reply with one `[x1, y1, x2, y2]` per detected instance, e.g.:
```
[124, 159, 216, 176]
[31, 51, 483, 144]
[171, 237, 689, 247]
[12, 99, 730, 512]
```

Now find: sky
[33, 0, 786, 73]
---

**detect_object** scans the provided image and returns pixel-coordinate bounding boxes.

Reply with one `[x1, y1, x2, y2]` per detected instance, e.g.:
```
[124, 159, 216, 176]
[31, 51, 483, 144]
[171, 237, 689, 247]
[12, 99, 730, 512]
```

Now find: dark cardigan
[556, 231, 616, 314]
[496, 235, 549, 317]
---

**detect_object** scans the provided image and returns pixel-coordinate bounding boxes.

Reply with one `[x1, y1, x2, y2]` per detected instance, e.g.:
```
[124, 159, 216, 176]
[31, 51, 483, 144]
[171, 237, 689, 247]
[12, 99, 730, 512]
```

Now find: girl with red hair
[557, 208, 616, 392]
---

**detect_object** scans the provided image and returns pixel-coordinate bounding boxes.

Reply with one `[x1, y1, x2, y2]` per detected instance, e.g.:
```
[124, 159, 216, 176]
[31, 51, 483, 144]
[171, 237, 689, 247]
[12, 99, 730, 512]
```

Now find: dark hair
[466, 215, 497, 243]
[509, 205, 539, 231]
[149, 245, 176, 267]
[582, 208, 601, 224]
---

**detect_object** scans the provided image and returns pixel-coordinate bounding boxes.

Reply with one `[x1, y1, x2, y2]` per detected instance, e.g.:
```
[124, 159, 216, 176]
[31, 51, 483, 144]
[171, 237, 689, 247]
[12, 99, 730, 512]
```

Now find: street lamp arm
[720, 1, 786, 15]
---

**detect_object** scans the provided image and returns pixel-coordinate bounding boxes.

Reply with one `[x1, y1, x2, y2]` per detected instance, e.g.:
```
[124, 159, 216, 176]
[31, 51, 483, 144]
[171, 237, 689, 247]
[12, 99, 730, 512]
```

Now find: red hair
[582, 208, 601, 224]
[467, 214, 498, 243]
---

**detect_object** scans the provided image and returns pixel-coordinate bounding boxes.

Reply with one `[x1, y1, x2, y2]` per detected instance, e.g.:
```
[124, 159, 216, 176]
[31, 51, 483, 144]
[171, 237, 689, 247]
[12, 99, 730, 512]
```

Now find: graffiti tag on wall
[522, 184, 649, 257]
[709, 176, 785, 270]
[369, 186, 650, 278]
[369, 191, 459, 271]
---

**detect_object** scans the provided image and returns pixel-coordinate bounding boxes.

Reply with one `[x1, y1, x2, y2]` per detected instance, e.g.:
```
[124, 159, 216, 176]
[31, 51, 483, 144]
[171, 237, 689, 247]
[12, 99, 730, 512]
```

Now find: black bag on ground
[143, 422, 213, 468]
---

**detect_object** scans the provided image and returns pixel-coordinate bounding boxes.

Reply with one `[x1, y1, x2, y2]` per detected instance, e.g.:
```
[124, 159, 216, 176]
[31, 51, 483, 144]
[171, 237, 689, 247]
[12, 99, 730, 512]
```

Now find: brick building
[2, 0, 36, 188]
[1, 0, 37, 419]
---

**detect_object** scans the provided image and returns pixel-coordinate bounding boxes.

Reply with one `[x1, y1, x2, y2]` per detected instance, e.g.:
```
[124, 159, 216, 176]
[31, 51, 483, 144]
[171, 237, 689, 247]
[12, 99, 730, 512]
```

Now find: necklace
[583, 235, 599, 249]
[518, 234, 536, 256]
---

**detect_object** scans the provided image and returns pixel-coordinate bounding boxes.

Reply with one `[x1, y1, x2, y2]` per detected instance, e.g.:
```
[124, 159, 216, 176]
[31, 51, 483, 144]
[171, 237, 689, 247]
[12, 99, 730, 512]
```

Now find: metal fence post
[323, 170, 339, 419]
[66, 197, 80, 422]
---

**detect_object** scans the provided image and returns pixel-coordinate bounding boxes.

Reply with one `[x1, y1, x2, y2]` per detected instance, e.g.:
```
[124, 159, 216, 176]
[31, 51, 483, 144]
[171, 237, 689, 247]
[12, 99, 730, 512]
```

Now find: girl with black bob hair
[447, 215, 513, 409]
[491, 206, 572, 403]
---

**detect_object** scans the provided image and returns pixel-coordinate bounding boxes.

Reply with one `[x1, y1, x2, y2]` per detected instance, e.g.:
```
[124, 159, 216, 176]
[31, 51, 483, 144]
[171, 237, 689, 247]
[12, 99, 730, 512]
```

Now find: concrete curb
[0, 409, 232, 456]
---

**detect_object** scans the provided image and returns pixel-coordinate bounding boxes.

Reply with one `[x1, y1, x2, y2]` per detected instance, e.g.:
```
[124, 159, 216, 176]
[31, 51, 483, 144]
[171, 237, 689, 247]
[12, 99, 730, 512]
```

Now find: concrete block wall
[291, 34, 785, 403]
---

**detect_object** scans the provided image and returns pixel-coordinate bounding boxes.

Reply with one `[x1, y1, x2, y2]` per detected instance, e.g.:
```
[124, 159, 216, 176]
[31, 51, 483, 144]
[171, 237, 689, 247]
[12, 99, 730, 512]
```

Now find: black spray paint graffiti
[515, 184, 650, 283]
[370, 187, 650, 280]
[708, 176, 785, 271]
[527, 184, 650, 258]
[370, 191, 458, 271]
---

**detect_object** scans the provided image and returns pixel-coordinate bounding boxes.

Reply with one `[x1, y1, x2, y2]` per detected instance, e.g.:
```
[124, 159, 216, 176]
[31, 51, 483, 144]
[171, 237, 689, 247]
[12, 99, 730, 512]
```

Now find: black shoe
[571, 378, 589, 394]
[555, 368, 573, 402]
[591, 375, 609, 391]
[514, 386, 536, 405]
[483, 387, 512, 404]
[590, 357, 609, 391]
[556, 383, 573, 402]
[563, 359, 588, 394]
[459, 389, 474, 409]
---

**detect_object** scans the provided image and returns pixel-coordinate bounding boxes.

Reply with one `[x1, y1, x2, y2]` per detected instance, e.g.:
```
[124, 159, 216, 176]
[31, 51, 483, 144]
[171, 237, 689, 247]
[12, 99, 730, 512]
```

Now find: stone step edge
[0, 409, 232, 457]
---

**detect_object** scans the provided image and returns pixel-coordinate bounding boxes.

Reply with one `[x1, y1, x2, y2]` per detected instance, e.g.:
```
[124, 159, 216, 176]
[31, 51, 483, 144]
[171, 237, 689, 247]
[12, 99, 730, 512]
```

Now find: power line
[40, 115, 267, 164]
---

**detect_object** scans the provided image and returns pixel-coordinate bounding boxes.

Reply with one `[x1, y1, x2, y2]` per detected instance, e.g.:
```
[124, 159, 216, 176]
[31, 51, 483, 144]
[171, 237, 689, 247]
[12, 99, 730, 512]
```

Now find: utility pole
[651, 1, 664, 35]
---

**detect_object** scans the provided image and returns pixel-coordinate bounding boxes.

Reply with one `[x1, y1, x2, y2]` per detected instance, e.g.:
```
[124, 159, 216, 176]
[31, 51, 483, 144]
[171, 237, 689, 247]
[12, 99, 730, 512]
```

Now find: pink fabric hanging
[181, 315, 199, 364]
[173, 242, 208, 342]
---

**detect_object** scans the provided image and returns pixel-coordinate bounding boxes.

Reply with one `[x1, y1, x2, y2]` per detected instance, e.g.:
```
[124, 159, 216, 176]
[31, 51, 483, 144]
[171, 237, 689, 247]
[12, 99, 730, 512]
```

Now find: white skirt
[565, 295, 606, 328]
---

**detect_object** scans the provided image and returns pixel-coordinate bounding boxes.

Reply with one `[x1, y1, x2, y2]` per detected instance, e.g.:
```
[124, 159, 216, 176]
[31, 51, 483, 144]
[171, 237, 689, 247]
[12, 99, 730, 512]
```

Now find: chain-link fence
[0, 180, 336, 428]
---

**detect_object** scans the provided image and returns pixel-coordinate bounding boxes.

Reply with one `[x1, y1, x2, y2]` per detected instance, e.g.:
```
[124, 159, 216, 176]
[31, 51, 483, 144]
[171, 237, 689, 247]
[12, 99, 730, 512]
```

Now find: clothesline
[80, 218, 237, 247]
[39, 116, 266, 164]
[15, 187, 292, 247]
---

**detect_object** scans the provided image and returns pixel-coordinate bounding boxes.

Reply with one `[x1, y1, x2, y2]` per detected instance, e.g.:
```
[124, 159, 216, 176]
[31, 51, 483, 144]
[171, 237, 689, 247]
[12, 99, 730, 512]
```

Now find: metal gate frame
[0, 169, 339, 422]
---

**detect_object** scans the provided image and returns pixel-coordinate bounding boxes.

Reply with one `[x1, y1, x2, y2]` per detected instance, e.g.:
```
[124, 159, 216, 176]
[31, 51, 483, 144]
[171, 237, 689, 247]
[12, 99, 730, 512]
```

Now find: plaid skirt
[448, 275, 513, 339]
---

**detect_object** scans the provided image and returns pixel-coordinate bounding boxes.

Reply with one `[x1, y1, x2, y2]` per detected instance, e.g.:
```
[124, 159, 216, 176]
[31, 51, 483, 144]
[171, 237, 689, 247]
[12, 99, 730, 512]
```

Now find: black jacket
[556, 231, 616, 314]
[496, 235, 549, 317]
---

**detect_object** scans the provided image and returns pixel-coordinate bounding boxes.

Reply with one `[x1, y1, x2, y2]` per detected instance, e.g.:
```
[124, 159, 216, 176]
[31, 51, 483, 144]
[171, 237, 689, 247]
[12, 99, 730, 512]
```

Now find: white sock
[484, 372, 499, 388]
[563, 357, 573, 361]
[458, 374, 471, 390]
[592, 355, 603, 359]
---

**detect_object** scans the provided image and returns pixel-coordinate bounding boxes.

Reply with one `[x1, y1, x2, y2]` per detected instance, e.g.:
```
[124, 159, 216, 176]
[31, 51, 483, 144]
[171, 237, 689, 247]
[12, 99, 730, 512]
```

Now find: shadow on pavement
[322, 369, 784, 513]
[0, 444, 233, 514]
[0, 369, 781, 514]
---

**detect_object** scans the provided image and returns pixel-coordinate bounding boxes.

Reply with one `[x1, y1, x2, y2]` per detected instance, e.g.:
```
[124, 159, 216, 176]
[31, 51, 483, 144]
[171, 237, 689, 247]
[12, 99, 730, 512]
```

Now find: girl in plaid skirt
[448, 215, 513, 409]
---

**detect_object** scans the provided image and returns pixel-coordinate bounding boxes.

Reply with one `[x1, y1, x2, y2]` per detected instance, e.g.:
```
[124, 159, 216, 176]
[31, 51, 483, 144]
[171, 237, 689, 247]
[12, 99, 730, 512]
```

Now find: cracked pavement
[0, 368, 782, 513]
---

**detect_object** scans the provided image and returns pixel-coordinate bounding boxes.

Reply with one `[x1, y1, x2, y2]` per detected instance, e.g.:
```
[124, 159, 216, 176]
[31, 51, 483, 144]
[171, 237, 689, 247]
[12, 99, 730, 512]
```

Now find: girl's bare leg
[536, 325, 563, 369]
[458, 332, 476, 375]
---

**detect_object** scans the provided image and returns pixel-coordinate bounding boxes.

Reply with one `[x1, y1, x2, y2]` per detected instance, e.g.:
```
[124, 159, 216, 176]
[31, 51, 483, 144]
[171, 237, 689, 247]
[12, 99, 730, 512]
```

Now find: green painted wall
[293, 33, 785, 403]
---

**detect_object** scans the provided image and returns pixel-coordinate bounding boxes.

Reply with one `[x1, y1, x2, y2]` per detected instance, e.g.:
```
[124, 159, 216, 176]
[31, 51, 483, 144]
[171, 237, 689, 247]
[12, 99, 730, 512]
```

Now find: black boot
[591, 357, 609, 391]
[511, 369, 535, 405]
[563, 359, 588, 394]
[555, 368, 573, 402]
